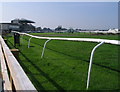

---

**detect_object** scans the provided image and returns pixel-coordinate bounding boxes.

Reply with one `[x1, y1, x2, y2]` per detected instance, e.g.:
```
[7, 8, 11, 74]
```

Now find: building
[0, 23, 20, 35]
[0, 18, 35, 34]
[11, 18, 35, 32]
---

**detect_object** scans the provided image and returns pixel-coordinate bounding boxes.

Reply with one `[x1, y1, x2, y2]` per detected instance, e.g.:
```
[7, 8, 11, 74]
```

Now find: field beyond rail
[7, 32, 120, 91]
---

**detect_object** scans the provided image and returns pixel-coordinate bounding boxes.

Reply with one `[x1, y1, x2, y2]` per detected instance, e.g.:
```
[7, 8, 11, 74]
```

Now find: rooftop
[11, 18, 35, 23]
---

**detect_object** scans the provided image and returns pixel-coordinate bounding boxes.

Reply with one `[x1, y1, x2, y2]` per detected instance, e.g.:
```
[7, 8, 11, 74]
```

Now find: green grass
[6, 33, 120, 91]
[30, 32, 119, 40]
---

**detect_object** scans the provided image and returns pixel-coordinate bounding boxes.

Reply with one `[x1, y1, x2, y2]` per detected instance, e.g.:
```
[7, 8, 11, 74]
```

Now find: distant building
[36, 27, 42, 31]
[11, 18, 35, 32]
[0, 18, 35, 34]
[55, 26, 67, 33]
[0, 23, 20, 34]
[42, 27, 53, 33]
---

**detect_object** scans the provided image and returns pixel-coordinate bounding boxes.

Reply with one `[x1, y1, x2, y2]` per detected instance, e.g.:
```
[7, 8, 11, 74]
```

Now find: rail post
[41, 39, 51, 58]
[14, 33, 20, 47]
[28, 37, 32, 48]
[86, 41, 104, 90]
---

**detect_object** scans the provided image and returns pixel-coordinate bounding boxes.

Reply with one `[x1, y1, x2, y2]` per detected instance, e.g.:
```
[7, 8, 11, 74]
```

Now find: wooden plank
[0, 36, 37, 91]
[0, 43, 12, 90]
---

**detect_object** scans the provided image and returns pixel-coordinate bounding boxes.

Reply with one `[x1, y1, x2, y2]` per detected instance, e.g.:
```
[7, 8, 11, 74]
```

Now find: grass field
[7, 33, 120, 91]
[31, 32, 119, 40]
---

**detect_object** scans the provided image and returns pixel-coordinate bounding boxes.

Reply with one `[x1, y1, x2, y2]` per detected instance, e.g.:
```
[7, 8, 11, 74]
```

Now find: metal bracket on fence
[86, 41, 104, 90]
[28, 37, 32, 48]
[41, 39, 51, 58]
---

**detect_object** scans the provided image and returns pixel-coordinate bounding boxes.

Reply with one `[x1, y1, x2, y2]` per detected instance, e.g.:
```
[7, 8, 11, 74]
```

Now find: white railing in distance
[41, 39, 51, 58]
[12, 31, 120, 45]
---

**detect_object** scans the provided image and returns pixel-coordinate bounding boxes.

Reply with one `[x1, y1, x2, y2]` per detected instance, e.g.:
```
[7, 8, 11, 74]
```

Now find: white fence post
[41, 39, 51, 58]
[28, 37, 32, 48]
[86, 41, 104, 90]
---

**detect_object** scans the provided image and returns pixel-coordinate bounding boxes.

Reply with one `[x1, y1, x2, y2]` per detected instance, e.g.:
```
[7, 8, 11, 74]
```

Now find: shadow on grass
[19, 51, 65, 91]
[23, 38, 120, 73]
[29, 46, 35, 47]
[7, 36, 120, 91]
[7, 39, 65, 91]
[19, 61, 46, 91]
[7, 38, 120, 73]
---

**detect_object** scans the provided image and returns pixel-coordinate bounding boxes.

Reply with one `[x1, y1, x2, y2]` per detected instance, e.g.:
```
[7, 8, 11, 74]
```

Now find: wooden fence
[0, 35, 37, 91]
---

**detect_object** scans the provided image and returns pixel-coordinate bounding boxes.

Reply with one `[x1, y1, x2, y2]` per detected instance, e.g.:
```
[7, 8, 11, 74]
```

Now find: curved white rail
[41, 39, 51, 58]
[86, 41, 104, 89]
[28, 37, 32, 48]
[12, 31, 120, 45]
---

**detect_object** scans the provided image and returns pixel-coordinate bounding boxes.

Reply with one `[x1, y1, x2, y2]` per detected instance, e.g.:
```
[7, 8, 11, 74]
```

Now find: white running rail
[12, 31, 120, 45]
[86, 41, 105, 89]
[41, 39, 51, 58]
[12, 31, 120, 90]
[28, 37, 32, 48]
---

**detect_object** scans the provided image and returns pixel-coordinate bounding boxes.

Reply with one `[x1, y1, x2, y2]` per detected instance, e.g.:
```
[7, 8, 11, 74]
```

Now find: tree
[36, 27, 42, 31]
[67, 27, 74, 33]
[55, 26, 62, 31]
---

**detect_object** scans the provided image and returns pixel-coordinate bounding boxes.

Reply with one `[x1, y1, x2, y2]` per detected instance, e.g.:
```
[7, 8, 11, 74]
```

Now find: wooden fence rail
[0, 36, 37, 91]
[0, 43, 12, 90]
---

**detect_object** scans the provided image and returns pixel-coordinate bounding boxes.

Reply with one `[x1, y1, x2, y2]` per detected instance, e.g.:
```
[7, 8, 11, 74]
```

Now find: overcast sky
[0, 2, 118, 30]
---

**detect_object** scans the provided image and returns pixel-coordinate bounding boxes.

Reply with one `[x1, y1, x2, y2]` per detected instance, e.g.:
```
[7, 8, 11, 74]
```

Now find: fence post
[86, 41, 104, 90]
[14, 33, 20, 47]
[28, 37, 32, 48]
[41, 39, 51, 58]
